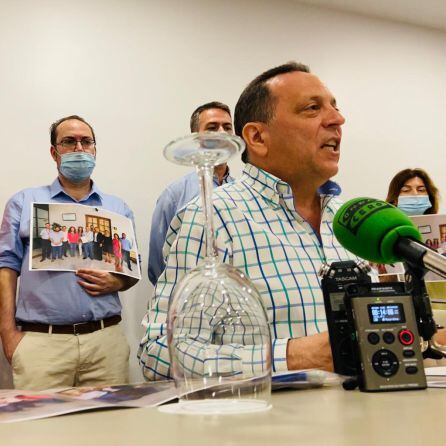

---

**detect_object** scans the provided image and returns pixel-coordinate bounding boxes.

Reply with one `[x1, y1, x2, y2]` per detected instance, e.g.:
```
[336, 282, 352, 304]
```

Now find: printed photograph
[29, 202, 141, 280]
[410, 214, 446, 282]
[56, 382, 176, 405]
[370, 262, 405, 279]
[410, 214, 446, 308]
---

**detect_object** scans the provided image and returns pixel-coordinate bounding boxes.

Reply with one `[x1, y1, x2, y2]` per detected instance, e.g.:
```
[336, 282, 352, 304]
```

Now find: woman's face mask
[397, 195, 432, 216]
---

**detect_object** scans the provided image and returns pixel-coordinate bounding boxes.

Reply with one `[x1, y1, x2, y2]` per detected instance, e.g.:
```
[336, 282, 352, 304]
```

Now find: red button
[399, 329, 414, 346]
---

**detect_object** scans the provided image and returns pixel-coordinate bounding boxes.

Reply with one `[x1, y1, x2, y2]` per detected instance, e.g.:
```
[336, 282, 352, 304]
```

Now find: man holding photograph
[0, 115, 139, 390]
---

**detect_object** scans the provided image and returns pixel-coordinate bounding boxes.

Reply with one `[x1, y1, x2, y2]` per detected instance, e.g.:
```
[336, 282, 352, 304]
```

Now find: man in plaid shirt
[139, 62, 356, 380]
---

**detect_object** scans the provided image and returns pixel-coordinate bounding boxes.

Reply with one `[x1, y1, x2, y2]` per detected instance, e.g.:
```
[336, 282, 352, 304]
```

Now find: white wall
[0, 0, 445, 384]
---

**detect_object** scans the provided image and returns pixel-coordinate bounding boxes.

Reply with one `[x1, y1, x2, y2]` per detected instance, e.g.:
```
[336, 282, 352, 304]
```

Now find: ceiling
[295, 0, 446, 32]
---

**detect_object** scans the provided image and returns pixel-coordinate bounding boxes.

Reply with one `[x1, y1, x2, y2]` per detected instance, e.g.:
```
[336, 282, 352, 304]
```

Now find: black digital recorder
[320, 260, 371, 376]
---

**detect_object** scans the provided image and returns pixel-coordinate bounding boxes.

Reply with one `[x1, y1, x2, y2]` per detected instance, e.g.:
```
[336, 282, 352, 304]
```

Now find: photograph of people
[438, 234, 446, 256]
[61, 225, 69, 257]
[30, 203, 140, 280]
[93, 226, 104, 260]
[67, 226, 79, 257]
[113, 233, 122, 272]
[77, 226, 84, 257]
[120, 233, 133, 271]
[410, 214, 446, 282]
[50, 224, 64, 262]
[81, 225, 94, 260]
[39, 222, 52, 262]
[102, 230, 113, 264]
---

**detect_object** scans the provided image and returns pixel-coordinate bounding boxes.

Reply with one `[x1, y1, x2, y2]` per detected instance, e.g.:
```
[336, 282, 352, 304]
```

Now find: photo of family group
[29, 203, 141, 280]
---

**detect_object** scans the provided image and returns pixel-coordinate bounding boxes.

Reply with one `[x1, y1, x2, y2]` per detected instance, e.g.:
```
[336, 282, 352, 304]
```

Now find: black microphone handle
[395, 237, 446, 280]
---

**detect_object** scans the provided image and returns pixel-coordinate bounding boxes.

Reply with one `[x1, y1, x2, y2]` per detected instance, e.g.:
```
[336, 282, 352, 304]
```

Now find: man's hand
[2, 329, 25, 364]
[76, 269, 126, 296]
[286, 331, 334, 371]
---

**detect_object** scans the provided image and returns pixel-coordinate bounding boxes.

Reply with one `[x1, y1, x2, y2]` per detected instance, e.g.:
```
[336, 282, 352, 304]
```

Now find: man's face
[45, 223, 50, 229]
[198, 108, 233, 134]
[51, 119, 95, 169]
[62, 226, 66, 231]
[262, 71, 345, 185]
[122, 233, 126, 239]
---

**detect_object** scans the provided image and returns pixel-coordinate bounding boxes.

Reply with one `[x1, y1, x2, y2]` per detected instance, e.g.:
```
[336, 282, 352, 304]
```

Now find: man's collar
[242, 164, 288, 205]
[50, 178, 104, 202]
[242, 163, 341, 205]
[213, 165, 232, 184]
[318, 180, 342, 196]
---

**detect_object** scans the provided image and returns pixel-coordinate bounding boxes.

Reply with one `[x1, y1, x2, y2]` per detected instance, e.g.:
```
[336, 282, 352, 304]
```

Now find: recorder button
[372, 349, 399, 377]
[383, 332, 395, 344]
[367, 332, 380, 345]
[399, 330, 414, 346]
[403, 349, 415, 358]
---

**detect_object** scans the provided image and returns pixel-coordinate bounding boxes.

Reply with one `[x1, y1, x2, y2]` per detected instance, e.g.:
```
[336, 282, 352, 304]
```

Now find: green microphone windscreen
[333, 197, 422, 264]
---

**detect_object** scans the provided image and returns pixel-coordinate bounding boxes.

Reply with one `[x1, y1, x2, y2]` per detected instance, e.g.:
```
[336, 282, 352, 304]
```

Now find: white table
[1, 386, 445, 446]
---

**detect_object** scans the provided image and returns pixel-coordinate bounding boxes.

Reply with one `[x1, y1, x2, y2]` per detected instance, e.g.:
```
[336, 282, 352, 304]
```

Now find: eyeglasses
[56, 137, 96, 152]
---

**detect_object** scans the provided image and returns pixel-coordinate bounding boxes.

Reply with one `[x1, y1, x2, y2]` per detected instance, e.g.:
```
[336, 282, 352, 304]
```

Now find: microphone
[333, 197, 446, 279]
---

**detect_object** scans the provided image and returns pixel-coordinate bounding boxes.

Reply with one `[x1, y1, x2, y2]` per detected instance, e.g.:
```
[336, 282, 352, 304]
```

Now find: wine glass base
[159, 399, 272, 415]
[163, 132, 245, 167]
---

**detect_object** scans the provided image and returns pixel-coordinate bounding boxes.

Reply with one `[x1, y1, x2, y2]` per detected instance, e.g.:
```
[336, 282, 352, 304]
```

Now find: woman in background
[67, 226, 79, 257]
[387, 168, 446, 347]
[386, 168, 440, 216]
[77, 226, 84, 257]
[102, 229, 113, 264]
[112, 233, 122, 271]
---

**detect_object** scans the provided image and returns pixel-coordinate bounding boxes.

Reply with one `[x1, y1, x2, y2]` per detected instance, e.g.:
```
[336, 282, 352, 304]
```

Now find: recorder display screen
[368, 303, 405, 324]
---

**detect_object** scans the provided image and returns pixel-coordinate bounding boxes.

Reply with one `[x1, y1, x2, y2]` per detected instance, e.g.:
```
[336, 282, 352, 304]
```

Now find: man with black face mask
[0, 115, 139, 390]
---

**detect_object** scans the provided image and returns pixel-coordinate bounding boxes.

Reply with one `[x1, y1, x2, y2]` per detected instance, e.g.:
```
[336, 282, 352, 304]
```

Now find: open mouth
[321, 139, 340, 153]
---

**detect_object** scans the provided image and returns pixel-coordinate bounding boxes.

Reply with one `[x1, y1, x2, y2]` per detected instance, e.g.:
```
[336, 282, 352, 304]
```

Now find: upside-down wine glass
[161, 132, 272, 415]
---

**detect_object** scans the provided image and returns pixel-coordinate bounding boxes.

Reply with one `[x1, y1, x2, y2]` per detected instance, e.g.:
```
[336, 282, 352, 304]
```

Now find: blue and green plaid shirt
[139, 164, 356, 380]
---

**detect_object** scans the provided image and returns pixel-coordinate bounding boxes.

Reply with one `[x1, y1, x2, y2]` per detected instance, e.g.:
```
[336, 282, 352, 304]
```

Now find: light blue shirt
[0, 178, 135, 324]
[121, 237, 132, 251]
[148, 169, 234, 286]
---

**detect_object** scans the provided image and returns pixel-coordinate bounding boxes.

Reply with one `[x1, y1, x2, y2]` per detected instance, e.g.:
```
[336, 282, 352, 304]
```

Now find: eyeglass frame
[54, 137, 97, 154]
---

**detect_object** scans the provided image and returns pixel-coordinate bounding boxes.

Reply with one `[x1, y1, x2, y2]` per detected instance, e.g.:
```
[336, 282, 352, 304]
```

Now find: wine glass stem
[197, 164, 218, 260]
